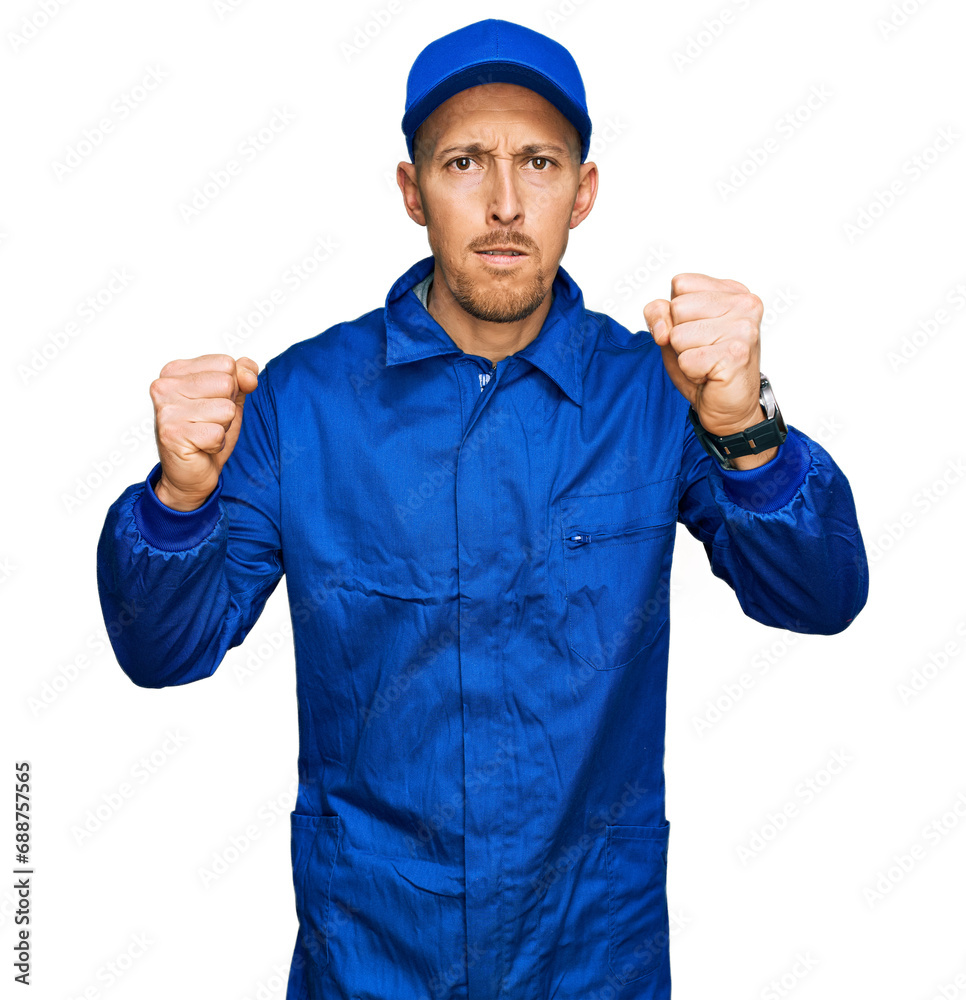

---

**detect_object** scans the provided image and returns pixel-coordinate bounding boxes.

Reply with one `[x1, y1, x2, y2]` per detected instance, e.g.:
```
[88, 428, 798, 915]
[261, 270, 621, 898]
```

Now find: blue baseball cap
[402, 18, 592, 164]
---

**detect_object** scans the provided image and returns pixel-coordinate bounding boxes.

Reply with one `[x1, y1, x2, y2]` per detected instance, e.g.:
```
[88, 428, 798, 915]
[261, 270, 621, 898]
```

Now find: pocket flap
[561, 477, 679, 532]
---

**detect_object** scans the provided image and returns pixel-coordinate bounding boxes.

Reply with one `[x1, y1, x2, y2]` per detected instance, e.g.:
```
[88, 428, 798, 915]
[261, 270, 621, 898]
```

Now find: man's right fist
[149, 354, 259, 511]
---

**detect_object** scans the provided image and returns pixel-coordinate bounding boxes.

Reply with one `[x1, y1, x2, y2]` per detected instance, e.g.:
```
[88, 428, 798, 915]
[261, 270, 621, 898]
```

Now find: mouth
[475, 249, 529, 266]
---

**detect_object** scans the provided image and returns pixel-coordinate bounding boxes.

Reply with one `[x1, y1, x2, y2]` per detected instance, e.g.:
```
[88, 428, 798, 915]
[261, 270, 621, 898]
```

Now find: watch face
[759, 376, 776, 420]
[758, 378, 787, 435]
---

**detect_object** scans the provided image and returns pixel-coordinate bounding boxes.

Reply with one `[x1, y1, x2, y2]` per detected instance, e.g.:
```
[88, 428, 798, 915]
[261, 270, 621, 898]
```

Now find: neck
[426, 265, 553, 365]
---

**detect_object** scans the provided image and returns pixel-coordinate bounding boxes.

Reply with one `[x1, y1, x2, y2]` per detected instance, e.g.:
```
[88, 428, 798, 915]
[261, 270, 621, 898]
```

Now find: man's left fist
[644, 273, 766, 439]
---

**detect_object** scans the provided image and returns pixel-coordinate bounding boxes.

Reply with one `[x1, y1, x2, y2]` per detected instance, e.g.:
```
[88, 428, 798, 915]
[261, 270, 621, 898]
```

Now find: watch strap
[689, 375, 788, 470]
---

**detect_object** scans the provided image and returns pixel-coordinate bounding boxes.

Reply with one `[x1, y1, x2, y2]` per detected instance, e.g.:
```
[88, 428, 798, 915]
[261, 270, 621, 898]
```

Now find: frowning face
[398, 82, 597, 324]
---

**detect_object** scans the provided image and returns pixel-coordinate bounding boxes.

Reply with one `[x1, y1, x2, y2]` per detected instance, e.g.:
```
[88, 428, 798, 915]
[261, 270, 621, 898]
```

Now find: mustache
[470, 232, 537, 253]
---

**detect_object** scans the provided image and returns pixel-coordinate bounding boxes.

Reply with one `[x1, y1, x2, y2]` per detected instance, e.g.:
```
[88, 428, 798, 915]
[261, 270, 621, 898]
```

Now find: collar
[384, 255, 596, 406]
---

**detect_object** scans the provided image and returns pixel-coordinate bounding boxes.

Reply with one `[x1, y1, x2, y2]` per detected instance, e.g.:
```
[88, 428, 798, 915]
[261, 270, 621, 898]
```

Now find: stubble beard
[427, 233, 551, 323]
[450, 254, 550, 323]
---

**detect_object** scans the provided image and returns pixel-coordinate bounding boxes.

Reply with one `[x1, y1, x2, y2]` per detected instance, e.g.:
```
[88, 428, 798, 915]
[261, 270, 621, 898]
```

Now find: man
[96, 18, 868, 1000]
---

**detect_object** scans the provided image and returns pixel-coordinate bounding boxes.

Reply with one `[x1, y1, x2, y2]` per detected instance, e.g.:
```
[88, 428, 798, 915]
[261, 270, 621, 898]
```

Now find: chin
[457, 273, 549, 323]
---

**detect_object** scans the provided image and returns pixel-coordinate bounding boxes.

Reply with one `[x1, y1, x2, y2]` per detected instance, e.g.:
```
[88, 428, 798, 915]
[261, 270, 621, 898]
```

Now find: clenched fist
[644, 273, 776, 469]
[149, 354, 259, 511]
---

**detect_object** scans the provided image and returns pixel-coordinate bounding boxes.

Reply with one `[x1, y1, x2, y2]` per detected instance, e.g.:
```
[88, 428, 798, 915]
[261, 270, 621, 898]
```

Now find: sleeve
[95, 363, 284, 687]
[677, 414, 869, 635]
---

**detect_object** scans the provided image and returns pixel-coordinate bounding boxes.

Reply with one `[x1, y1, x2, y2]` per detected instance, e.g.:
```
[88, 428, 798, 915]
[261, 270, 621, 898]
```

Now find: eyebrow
[434, 142, 573, 163]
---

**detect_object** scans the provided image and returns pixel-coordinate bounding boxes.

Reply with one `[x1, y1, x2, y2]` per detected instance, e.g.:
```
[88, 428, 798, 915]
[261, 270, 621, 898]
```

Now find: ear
[569, 161, 599, 229]
[397, 161, 427, 227]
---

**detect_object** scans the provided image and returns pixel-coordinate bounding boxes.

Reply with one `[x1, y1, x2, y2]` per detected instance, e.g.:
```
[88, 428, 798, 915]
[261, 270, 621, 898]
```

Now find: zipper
[478, 358, 497, 394]
[564, 521, 673, 547]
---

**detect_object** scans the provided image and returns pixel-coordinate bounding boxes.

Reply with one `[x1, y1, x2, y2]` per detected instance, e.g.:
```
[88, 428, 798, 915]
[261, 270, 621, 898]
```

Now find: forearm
[96, 469, 234, 687]
[681, 425, 869, 634]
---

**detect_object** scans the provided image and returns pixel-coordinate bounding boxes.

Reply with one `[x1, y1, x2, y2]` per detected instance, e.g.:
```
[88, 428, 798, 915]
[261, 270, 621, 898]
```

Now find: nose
[485, 157, 524, 227]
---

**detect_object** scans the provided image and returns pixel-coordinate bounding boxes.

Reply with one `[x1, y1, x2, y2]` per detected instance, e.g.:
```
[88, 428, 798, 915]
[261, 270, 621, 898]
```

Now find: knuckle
[676, 351, 699, 378]
[213, 371, 236, 397]
[739, 292, 762, 314]
[156, 419, 179, 449]
[155, 401, 176, 426]
[728, 338, 751, 364]
[203, 424, 226, 449]
[739, 316, 758, 338]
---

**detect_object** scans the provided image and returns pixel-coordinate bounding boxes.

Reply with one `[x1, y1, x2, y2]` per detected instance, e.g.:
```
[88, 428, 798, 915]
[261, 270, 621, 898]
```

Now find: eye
[452, 157, 475, 170]
[530, 157, 552, 170]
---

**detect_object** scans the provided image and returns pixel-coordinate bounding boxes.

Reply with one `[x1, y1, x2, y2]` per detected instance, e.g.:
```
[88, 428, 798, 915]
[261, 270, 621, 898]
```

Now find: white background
[3, 0, 965, 997]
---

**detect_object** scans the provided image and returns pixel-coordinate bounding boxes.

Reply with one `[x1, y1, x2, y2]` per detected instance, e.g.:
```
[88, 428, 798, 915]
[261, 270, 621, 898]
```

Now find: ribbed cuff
[715, 426, 811, 513]
[132, 462, 223, 551]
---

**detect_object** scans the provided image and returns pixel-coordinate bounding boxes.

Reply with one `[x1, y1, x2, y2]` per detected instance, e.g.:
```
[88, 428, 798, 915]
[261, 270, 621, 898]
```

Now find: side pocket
[291, 811, 342, 977]
[605, 821, 670, 984]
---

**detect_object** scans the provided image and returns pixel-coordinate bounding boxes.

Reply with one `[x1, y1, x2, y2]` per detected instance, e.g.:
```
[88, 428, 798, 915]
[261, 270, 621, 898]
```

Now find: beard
[450, 257, 550, 323]
[427, 230, 554, 323]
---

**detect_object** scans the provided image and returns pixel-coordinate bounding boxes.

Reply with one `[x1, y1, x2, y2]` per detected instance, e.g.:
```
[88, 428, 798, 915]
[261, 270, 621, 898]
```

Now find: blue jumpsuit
[97, 254, 868, 999]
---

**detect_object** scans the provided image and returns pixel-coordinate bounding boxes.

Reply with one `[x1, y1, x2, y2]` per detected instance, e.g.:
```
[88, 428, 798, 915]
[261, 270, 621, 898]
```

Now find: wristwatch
[688, 374, 787, 470]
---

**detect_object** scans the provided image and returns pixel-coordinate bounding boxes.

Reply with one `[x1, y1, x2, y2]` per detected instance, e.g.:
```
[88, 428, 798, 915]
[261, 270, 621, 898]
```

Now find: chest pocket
[560, 476, 678, 671]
